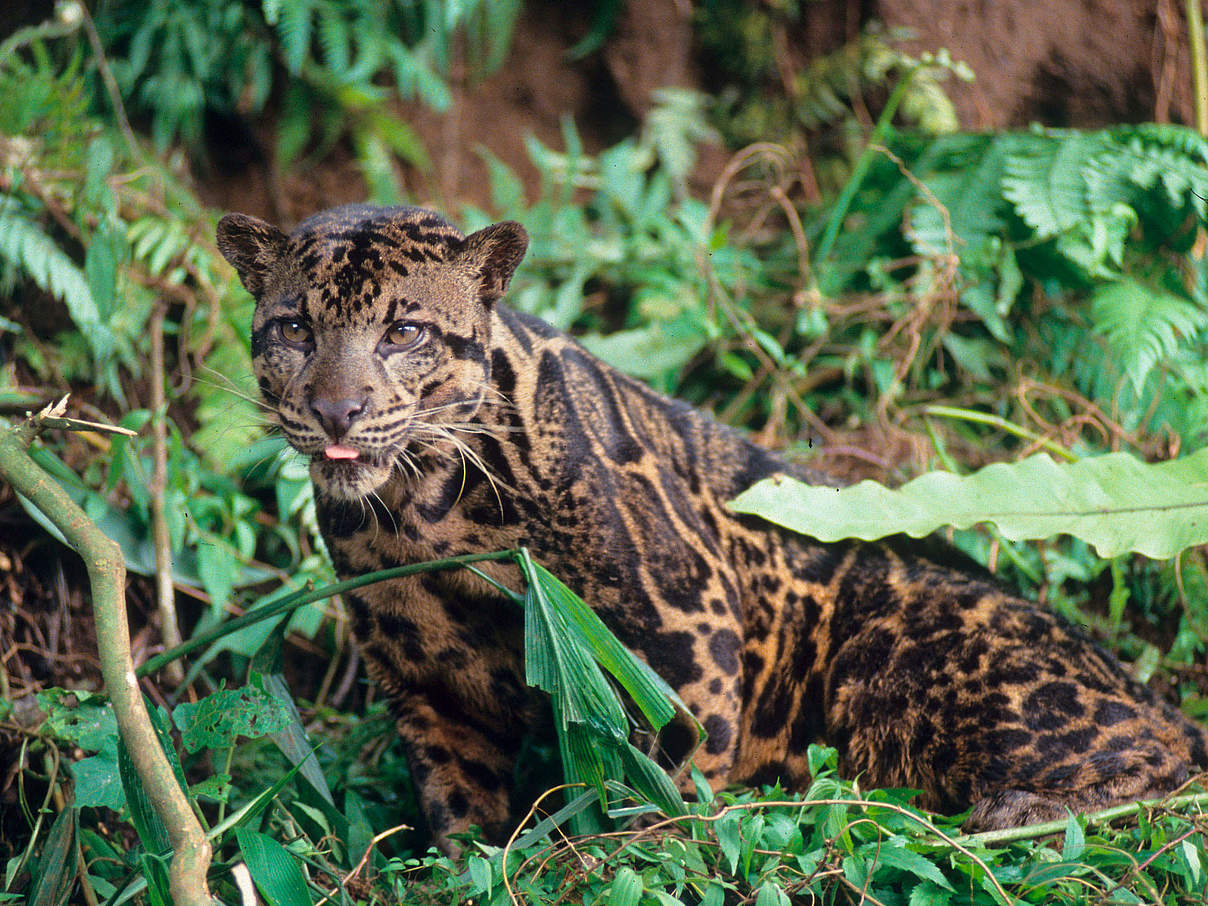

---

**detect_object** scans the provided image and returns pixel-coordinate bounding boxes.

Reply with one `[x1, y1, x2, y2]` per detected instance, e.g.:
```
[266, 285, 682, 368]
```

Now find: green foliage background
[2, 1, 1208, 903]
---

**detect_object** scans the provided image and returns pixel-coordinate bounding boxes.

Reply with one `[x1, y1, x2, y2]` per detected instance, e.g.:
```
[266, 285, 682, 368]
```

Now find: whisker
[369, 487, 400, 538]
[193, 367, 278, 415]
[409, 425, 509, 519]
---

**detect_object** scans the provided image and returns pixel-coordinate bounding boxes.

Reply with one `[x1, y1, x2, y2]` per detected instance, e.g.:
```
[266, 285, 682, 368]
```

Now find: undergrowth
[2, 3, 1208, 904]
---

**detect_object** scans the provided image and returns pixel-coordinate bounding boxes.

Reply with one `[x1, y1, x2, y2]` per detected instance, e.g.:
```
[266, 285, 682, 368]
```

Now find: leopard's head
[217, 204, 528, 499]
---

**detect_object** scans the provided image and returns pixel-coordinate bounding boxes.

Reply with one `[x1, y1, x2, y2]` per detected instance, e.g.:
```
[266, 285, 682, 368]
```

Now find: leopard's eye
[383, 321, 424, 349]
[278, 319, 313, 348]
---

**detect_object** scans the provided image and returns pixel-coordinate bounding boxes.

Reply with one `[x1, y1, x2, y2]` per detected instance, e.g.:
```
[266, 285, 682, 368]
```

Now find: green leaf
[84, 226, 123, 321]
[715, 811, 741, 874]
[1181, 837, 1203, 887]
[753, 880, 790, 906]
[26, 807, 76, 906]
[617, 742, 687, 818]
[0, 210, 103, 340]
[579, 321, 708, 382]
[235, 827, 314, 906]
[197, 541, 238, 611]
[139, 852, 173, 906]
[274, 0, 314, 75]
[37, 689, 116, 751]
[467, 855, 493, 894]
[352, 128, 403, 205]
[173, 684, 293, 753]
[1061, 812, 1085, 861]
[730, 448, 1208, 559]
[255, 667, 334, 806]
[908, 881, 954, 906]
[70, 750, 125, 810]
[524, 558, 676, 730]
[606, 866, 643, 906]
[872, 844, 954, 891]
[118, 736, 172, 857]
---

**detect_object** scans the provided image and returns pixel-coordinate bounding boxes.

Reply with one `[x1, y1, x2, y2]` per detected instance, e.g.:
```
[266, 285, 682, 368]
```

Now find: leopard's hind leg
[963, 739, 1194, 831]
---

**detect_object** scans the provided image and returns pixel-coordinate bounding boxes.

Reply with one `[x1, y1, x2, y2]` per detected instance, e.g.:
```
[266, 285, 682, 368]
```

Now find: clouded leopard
[217, 203, 1207, 849]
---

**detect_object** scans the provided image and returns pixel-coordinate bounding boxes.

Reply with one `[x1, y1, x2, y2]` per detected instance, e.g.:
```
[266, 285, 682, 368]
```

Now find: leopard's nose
[310, 397, 365, 438]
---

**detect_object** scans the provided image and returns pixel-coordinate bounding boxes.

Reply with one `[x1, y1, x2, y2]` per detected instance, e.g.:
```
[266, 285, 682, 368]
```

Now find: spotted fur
[218, 204, 1208, 848]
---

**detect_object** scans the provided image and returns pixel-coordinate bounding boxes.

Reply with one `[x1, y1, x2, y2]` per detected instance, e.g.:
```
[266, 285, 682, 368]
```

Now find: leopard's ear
[216, 213, 288, 298]
[458, 221, 529, 304]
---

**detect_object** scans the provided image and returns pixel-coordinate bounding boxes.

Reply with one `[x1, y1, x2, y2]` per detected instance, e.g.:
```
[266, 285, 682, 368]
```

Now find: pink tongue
[323, 445, 360, 461]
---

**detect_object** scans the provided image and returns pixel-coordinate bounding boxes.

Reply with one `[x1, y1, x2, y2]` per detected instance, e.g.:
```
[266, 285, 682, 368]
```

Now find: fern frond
[1002, 131, 1108, 238]
[315, 4, 350, 74]
[0, 209, 99, 327]
[907, 134, 1013, 254]
[1090, 277, 1207, 393]
[794, 33, 890, 130]
[1130, 143, 1208, 216]
[352, 128, 402, 204]
[1111, 122, 1208, 166]
[1082, 135, 1208, 221]
[642, 88, 717, 185]
[472, 0, 522, 76]
[276, 0, 316, 75]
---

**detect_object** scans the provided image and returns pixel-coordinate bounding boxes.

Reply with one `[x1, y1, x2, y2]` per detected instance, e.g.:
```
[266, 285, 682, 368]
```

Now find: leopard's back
[218, 204, 1208, 847]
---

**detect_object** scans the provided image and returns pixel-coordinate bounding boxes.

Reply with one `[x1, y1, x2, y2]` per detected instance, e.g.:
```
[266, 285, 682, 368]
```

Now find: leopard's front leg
[388, 681, 527, 849]
[347, 579, 533, 851]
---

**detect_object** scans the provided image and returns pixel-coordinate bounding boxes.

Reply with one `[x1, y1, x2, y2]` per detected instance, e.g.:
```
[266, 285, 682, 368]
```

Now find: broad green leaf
[730, 449, 1208, 559]
[761, 812, 804, 855]
[468, 855, 493, 895]
[580, 321, 708, 382]
[84, 227, 123, 321]
[908, 881, 954, 906]
[753, 880, 790, 906]
[741, 813, 764, 877]
[235, 828, 313, 906]
[606, 866, 643, 906]
[197, 541, 238, 611]
[70, 750, 125, 810]
[38, 689, 116, 751]
[173, 684, 293, 753]
[1181, 837, 1203, 887]
[1062, 812, 1085, 861]
[872, 844, 955, 891]
[715, 811, 741, 874]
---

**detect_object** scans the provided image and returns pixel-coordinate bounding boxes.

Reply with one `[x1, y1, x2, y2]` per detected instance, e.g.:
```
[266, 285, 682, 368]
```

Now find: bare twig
[76, 2, 141, 159]
[148, 302, 184, 685]
[1186, 0, 1208, 136]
